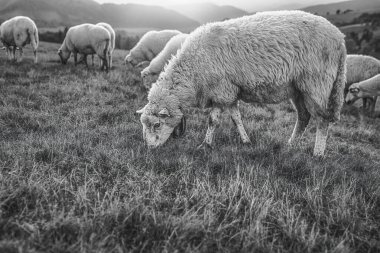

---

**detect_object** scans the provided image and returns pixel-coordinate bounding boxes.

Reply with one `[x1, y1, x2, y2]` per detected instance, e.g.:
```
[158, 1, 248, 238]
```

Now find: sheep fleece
[149, 11, 346, 122]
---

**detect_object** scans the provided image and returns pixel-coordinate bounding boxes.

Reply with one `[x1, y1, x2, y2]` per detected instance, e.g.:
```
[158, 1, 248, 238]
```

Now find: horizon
[93, 0, 350, 12]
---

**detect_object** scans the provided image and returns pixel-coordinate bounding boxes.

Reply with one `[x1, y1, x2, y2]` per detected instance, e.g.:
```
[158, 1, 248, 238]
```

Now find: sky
[93, 0, 349, 12]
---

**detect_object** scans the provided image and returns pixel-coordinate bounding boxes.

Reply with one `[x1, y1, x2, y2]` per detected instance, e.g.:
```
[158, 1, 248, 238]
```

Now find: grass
[0, 41, 380, 253]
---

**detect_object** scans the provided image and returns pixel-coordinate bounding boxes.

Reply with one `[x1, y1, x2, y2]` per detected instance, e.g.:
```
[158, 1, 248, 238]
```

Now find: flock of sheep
[1, 11, 379, 157]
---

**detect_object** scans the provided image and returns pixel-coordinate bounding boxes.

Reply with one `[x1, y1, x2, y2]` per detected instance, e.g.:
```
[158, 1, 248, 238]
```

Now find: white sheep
[80, 22, 116, 69]
[141, 33, 188, 89]
[345, 54, 380, 115]
[124, 30, 181, 67]
[0, 16, 39, 63]
[136, 11, 347, 157]
[346, 74, 380, 111]
[58, 23, 111, 72]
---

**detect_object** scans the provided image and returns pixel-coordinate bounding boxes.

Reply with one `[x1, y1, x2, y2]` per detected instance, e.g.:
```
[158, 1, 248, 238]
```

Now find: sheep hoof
[197, 141, 213, 151]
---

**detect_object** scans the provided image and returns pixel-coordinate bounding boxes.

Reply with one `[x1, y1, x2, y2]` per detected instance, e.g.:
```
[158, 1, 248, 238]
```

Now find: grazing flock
[1, 11, 379, 157]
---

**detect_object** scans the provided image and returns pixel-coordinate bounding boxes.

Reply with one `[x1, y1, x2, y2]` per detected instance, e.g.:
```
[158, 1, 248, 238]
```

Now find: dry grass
[0, 42, 380, 253]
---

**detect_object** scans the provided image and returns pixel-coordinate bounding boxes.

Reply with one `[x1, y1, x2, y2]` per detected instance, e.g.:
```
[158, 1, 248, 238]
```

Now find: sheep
[136, 10, 347, 157]
[80, 22, 115, 69]
[0, 16, 39, 63]
[345, 74, 380, 114]
[345, 54, 380, 115]
[141, 33, 188, 89]
[58, 23, 111, 72]
[124, 30, 181, 67]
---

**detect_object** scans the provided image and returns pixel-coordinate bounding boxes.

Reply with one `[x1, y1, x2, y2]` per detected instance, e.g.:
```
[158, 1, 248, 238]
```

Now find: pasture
[0, 42, 380, 252]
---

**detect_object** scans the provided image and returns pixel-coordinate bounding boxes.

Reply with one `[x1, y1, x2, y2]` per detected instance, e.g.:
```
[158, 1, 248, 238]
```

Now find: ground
[0, 42, 380, 253]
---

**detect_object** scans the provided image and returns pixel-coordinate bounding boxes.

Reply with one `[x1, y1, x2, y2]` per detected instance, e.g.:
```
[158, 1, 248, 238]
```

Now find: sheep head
[345, 83, 363, 105]
[136, 85, 186, 148]
[141, 69, 159, 89]
[58, 49, 70, 64]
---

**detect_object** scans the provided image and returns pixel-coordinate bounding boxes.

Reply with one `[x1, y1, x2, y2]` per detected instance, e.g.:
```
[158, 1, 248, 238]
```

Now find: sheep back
[127, 30, 181, 63]
[346, 54, 380, 89]
[145, 33, 188, 75]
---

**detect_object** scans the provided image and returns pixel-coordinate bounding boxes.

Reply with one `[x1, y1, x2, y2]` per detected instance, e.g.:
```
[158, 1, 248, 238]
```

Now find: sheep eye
[153, 122, 161, 129]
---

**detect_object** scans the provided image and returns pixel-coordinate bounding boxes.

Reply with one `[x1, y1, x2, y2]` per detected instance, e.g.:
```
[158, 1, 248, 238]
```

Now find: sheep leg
[12, 46, 16, 61]
[74, 52, 78, 65]
[197, 107, 222, 149]
[6, 47, 12, 60]
[313, 118, 330, 157]
[229, 104, 251, 144]
[92, 54, 94, 66]
[17, 47, 23, 62]
[288, 96, 311, 144]
[371, 97, 378, 116]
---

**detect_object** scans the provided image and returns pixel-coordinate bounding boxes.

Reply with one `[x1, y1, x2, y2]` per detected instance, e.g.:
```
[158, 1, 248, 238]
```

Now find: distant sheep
[141, 33, 188, 89]
[80, 22, 116, 69]
[58, 23, 111, 72]
[0, 16, 39, 63]
[124, 30, 181, 67]
[345, 54, 380, 115]
[137, 11, 346, 157]
[346, 74, 380, 110]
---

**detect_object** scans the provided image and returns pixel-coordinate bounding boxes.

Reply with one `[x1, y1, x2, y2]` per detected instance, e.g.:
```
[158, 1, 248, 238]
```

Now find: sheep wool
[58, 23, 111, 72]
[125, 30, 181, 66]
[138, 10, 347, 156]
[141, 33, 188, 88]
[0, 16, 39, 63]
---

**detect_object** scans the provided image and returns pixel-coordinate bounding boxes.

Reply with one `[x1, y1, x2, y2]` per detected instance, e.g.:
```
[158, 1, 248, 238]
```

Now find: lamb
[0, 16, 39, 63]
[124, 30, 181, 67]
[141, 33, 188, 89]
[136, 11, 347, 157]
[346, 74, 380, 110]
[345, 54, 380, 115]
[58, 23, 111, 72]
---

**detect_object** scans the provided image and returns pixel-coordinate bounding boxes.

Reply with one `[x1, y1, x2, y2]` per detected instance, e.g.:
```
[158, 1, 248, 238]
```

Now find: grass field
[0, 42, 380, 252]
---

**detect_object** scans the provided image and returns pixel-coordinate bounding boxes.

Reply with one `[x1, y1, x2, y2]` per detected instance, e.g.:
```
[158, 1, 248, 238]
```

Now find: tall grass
[0, 42, 379, 252]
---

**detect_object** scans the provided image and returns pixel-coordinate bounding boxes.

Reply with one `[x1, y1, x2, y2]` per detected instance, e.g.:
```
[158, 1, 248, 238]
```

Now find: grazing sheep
[124, 30, 181, 67]
[80, 22, 116, 69]
[58, 23, 111, 72]
[136, 11, 347, 157]
[141, 33, 188, 89]
[0, 16, 39, 63]
[346, 74, 380, 110]
[345, 54, 380, 115]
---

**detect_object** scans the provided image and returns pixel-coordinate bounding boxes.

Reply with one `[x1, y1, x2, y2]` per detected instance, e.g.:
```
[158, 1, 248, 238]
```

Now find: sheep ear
[172, 116, 186, 138]
[158, 108, 170, 117]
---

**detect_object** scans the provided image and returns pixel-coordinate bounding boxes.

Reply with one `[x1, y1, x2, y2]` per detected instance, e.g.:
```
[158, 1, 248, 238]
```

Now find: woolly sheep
[346, 74, 380, 107]
[136, 11, 347, 157]
[58, 23, 111, 72]
[141, 33, 188, 89]
[0, 16, 39, 63]
[124, 30, 181, 67]
[345, 54, 380, 114]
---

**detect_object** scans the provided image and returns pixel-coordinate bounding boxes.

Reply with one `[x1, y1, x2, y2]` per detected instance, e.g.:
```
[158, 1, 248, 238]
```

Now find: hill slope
[302, 0, 380, 15]
[169, 3, 248, 24]
[0, 0, 199, 31]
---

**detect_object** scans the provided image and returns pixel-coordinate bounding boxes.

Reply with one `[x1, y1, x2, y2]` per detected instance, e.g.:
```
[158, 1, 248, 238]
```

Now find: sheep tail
[327, 43, 346, 122]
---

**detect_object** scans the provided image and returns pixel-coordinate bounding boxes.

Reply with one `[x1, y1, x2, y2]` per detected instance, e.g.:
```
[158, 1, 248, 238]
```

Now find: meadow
[0, 42, 380, 252]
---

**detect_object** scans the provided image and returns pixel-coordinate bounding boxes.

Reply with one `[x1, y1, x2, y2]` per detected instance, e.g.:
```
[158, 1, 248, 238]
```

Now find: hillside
[303, 0, 380, 15]
[0, 0, 199, 31]
[169, 3, 248, 24]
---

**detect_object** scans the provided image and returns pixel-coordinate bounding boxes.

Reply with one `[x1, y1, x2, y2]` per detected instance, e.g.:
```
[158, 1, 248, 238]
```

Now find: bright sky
[94, 0, 348, 12]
